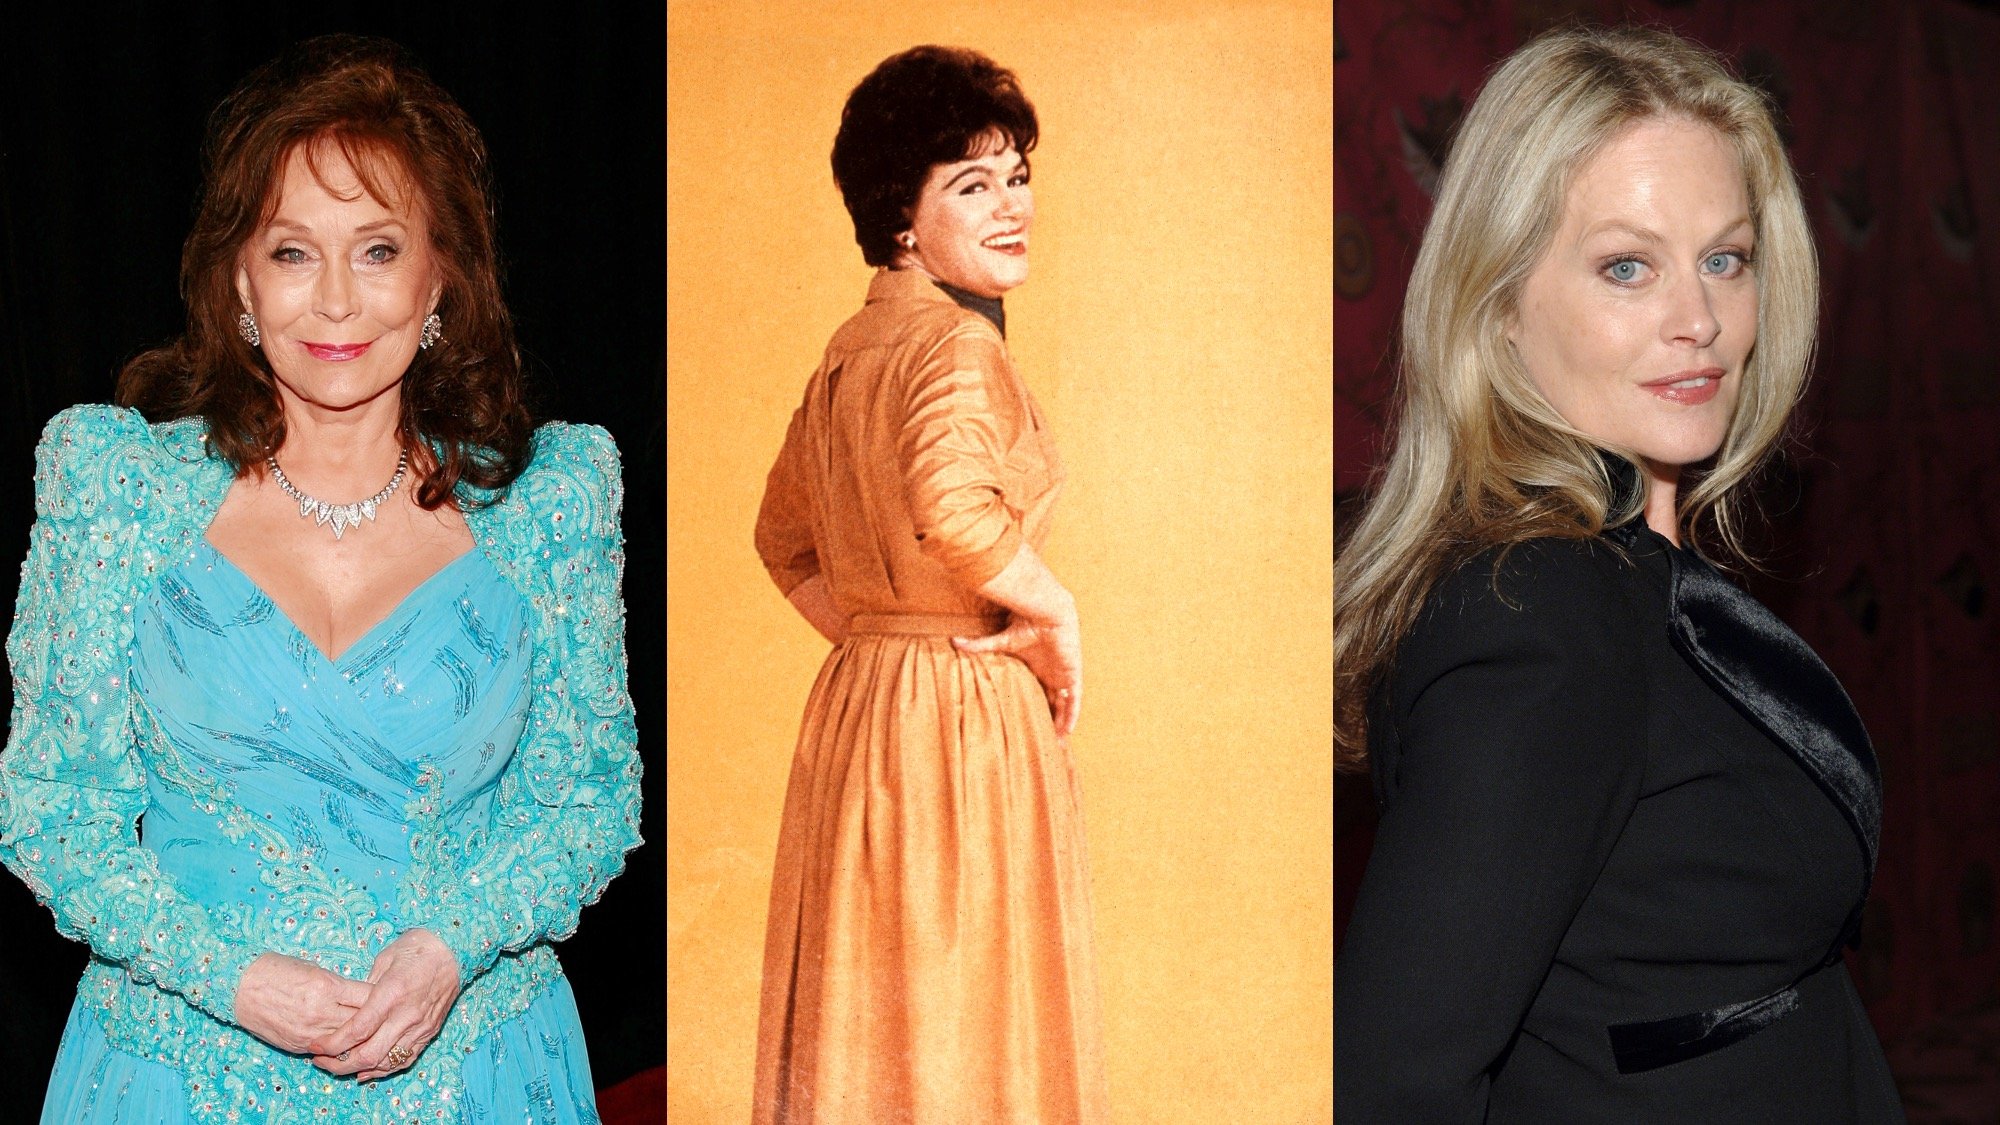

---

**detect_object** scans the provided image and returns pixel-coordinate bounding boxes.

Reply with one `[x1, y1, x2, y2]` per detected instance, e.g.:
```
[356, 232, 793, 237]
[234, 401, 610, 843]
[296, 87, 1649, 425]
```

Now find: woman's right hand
[233, 952, 373, 1057]
[953, 611, 1083, 735]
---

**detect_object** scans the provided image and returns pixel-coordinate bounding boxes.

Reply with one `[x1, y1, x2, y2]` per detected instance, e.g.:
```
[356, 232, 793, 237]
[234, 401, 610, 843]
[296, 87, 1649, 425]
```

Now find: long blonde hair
[1334, 26, 1819, 768]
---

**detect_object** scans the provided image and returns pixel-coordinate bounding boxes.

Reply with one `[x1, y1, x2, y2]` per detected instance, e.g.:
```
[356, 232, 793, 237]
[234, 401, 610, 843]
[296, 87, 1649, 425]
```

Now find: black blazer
[1335, 527, 1905, 1123]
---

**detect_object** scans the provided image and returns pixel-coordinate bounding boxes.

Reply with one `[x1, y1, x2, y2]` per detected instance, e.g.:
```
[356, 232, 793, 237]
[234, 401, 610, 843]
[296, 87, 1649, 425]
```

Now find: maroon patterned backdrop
[1335, 0, 2000, 1088]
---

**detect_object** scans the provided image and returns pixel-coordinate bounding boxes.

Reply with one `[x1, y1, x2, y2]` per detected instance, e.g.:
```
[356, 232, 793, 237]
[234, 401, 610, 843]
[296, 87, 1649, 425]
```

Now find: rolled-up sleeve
[754, 403, 821, 597]
[897, 327, 1027, 588]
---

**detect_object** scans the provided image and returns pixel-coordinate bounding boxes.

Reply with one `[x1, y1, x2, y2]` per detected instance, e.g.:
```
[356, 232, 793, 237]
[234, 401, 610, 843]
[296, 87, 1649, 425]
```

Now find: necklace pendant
[270, 449, 409, 542]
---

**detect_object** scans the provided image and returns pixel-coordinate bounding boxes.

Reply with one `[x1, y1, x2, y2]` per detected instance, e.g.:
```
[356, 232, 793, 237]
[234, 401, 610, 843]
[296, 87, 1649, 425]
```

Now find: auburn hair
[117, 34, 532, 508]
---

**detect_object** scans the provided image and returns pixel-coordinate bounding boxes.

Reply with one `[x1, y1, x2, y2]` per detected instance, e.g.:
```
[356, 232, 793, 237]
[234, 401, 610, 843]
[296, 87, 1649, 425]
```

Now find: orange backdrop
[666, 2, 1333, 1120]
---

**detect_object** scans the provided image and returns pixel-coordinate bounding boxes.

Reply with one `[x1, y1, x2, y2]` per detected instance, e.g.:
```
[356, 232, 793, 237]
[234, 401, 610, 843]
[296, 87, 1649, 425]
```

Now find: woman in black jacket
[1334, 26, 1904, 1123]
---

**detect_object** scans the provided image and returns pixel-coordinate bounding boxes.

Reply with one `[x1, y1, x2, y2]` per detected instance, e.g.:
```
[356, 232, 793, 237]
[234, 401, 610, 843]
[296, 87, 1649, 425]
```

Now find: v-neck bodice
[200, 541, 486, 665]
[128, 540, 533, 947]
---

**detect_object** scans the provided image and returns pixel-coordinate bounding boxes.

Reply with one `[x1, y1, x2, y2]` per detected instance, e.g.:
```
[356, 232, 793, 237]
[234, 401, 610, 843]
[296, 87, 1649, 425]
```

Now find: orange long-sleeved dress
[752, 268, 1109, 1124]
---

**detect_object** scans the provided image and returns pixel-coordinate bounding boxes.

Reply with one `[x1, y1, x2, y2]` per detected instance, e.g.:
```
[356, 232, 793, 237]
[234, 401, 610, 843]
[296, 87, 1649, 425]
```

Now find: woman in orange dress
[751, 45, 1110, 1124]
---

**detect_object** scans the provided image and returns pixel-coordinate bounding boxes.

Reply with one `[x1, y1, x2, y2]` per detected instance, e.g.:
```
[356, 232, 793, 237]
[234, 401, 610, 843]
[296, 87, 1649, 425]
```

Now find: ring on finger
[385, 1043, 413, 1068]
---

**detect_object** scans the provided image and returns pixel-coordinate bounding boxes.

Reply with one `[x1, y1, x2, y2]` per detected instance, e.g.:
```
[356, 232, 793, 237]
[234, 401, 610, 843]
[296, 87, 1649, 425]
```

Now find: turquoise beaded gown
[1, 407, 639, 1124]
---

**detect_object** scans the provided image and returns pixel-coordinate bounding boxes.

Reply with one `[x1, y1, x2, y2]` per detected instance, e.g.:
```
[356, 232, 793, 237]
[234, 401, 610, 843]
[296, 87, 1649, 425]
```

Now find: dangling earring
[237, 312, 260, 348]
[418, 313, 442, 350]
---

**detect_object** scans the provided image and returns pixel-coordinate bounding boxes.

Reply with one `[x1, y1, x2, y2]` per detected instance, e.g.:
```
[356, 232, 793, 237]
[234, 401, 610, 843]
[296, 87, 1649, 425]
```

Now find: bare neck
[271, 389, 408, 492]
[1642, 460, 1682, 546]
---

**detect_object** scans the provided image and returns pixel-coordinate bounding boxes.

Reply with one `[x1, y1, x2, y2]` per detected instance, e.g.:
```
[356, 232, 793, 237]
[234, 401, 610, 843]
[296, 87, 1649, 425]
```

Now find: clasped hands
[233, 928, 461, 1082]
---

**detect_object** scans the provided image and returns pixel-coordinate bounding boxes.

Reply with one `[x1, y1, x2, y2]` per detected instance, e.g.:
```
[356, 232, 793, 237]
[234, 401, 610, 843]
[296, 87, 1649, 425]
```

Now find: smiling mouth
[981, 231, 1028, 255]
[303, 341, 372, 361]
[1642, 367, 1724, 405]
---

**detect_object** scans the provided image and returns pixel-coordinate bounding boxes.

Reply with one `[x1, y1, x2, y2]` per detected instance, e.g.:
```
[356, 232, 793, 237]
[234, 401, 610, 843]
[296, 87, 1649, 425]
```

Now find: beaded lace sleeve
[400, 424, 643, 982]
[0, 406, 261, 1024]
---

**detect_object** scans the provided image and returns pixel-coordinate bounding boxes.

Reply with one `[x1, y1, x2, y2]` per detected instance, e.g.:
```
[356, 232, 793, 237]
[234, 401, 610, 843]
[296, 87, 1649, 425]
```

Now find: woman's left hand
[310, 928, 461, 1080]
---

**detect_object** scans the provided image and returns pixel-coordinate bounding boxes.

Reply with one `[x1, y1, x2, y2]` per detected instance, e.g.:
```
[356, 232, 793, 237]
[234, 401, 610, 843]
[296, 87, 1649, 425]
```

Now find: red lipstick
[1642, 367, 1724, 406]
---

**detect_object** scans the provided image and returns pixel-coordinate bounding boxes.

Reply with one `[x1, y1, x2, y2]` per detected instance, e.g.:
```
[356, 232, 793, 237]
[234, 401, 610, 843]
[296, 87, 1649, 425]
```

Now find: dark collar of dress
[1598, 458, 1881, 897]
[932, 280, 1005, 337]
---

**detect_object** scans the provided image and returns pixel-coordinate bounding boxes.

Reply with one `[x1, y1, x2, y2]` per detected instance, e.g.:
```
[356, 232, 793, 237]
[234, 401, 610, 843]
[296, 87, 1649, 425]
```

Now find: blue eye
[272, 247, 308, 264]
[365, 243, 398, 263]
[1703, 251, 1747, 276]
[1607, 259, 1642, 283]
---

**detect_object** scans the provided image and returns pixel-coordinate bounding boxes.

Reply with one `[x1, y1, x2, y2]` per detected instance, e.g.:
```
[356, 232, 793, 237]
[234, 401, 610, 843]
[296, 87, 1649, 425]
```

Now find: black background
[0, 2, 663, 1116]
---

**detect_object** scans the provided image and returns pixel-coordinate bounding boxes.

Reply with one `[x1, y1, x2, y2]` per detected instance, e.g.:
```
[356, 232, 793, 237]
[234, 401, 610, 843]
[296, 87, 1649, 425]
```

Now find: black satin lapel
[1665, 549, 1881, 874]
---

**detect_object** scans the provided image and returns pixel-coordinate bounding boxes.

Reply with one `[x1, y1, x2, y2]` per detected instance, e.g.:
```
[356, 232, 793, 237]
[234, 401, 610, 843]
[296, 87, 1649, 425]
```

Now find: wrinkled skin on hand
[308, 928, 462, 1080]
[234, 953, 374, 1056]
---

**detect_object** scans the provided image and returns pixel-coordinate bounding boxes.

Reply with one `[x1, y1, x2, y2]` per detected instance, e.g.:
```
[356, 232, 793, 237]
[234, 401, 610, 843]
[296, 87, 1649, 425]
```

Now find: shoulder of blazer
[1397, 536, 1653, 686]
[1374, 535, 1654, 803]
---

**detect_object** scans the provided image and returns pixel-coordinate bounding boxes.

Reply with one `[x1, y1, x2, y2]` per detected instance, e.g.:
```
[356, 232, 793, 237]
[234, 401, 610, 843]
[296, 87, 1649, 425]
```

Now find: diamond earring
[237, 312, 260, 348]
[419, 312, 442, 350]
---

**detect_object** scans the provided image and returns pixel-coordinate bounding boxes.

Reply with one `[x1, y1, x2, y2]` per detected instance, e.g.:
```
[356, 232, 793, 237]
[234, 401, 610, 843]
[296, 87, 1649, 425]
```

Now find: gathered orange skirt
[753, 617, 1110, 1124]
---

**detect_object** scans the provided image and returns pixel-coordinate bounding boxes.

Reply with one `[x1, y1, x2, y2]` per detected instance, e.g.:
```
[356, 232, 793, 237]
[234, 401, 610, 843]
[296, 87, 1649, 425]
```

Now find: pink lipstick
[1642, 367, 1723, 405]
[303, 341, 372, 362]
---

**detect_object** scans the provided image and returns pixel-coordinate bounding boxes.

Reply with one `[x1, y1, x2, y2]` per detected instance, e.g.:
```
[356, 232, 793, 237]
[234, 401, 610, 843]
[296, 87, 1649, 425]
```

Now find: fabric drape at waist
[847, 612, 1006, 637]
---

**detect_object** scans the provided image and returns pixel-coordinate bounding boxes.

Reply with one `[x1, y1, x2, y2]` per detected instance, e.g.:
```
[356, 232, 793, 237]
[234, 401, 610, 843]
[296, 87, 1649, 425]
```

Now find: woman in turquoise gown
[0, 36, 638, 1124]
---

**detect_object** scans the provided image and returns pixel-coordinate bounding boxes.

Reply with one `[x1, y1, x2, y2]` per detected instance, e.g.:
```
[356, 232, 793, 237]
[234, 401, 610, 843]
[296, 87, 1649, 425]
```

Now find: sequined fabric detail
[400, 425, 641, 986]
[0, 406, 640, 1122]
[78, 949, 562, 1122]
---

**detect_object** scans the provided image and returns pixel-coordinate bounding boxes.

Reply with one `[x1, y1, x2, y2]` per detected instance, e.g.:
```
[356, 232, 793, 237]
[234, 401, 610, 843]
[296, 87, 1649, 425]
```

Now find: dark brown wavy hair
[832, 46, 1039, 267]
[116, 34, 532, 509]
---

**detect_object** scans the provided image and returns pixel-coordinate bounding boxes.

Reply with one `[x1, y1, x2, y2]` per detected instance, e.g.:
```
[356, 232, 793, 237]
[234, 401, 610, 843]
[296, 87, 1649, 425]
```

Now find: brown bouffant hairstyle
[831, 46, 1038, 267]
[117, 34, 532, 510]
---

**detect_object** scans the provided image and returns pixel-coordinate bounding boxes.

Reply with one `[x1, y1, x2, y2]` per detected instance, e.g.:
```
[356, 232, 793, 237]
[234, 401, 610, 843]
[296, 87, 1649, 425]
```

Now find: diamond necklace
[268, 449, 409, 540]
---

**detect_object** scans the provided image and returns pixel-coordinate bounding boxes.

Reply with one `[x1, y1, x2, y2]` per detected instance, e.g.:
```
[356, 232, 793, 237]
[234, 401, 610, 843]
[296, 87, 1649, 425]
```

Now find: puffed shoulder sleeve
[400, 424, 642, 983]
[0, 405, 260, 1024]
[753, 402, 821, 597]
[1335, 540, 1649, 1123]
[897, 322, 1030, 588]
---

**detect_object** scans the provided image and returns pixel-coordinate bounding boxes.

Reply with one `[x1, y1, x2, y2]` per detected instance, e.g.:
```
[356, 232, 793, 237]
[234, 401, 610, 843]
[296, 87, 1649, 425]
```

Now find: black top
[1335, 528, 1904, 1123]
[933, 279, 1005, 336]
